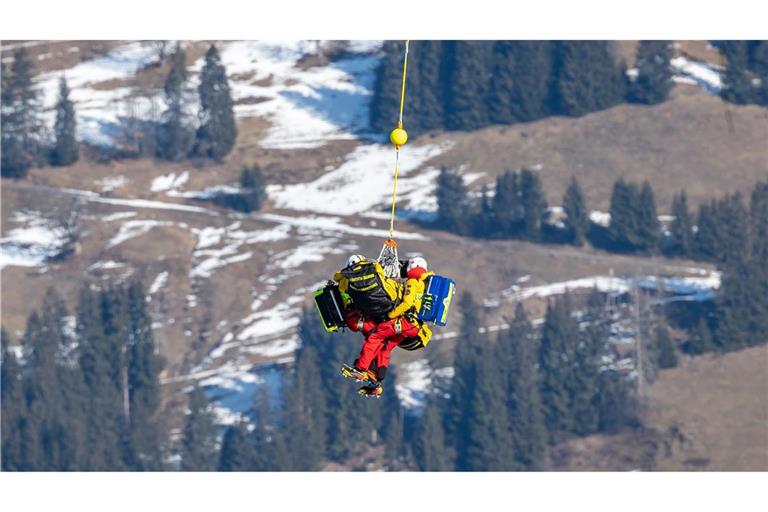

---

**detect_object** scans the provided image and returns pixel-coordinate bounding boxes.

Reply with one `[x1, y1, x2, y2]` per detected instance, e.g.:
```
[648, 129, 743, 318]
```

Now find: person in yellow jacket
[342, 256, 433, 397]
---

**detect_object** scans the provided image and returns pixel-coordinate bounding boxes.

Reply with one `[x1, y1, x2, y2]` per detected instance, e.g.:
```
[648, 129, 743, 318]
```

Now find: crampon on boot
[358, 382, 383, 398]
[340, 364, 375, 383]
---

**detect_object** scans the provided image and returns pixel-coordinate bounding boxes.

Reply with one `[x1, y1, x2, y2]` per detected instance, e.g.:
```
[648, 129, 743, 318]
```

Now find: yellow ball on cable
[389, 127, 408, 148]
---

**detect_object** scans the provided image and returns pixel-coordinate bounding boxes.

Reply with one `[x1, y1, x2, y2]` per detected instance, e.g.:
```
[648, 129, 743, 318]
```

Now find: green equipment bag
[314, 283, 346, 333]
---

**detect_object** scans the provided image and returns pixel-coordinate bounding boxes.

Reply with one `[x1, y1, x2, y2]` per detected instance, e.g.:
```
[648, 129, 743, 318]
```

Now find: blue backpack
[417, 275, 456, 326]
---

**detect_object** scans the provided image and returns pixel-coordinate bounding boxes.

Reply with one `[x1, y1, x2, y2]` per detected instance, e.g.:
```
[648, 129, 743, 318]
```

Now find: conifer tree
[180, 385, 219, 471]
[284, 341, 326, 471]
[251, 388, 289, 471]
[594, 369, 635, 433]
[448, 292, 484, 469]
[538, 294, 578, 442]
[749, 41, 768, 105]
[638, 181, 660, 252]
[685, 318, 715, 355]
[124, 282, 165, 470]
[750, 181, 768, 267]
[1, 328, 26, 470]
[157, 44, 193, 161]
[563, 175, 589, 246]
[569, 291, 609, 437]
[382, 405, 405, 467]
[747, 182, 768, 340]
[628, 41, 673, 105]
[76, 286, 128, 470]
[412, 399, 450, 471]
[509, 41, 553, 122]
[218, 422, 257, 471]
[491, 170, 523, 237]
[487, 41, 519, 125]
[656, 325, 678, 369]
[608, 178, 657, 252]
[693, 200, 719, 262]
[370, 41, 407, 133]
[472, 184, 495, 237]
[436, 167, 469, 234]
[520, 168, 548, 240]
[720, 41, 756, 104]
[500, 303, 547, 469]
[465, 341, 514, 470]
[195, 45, 237, 160]
[408, 40, 448, 134]
[1, 49, 44, 178]
[378, 366, 405, 468]
[238, 165, 266, 211]
[22, 288, 85, 470]
[552, 41, 626, 117]
[719, 193, 750, 266]
[715, 260, 756, 352]
[446, 41, 493, 130]
[667, 191, 693, 257]
[51, 77, 79, 166]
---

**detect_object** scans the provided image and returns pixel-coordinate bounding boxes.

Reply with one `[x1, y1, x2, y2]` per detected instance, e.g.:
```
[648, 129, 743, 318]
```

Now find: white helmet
[346, 254, 365, 267]
[407, 256, 428, 272]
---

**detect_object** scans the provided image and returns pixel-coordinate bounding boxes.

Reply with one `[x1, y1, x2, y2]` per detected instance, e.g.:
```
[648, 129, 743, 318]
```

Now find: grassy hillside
[429, 88, 768, 211]
[552, 344, 768, 470]
[2, 40, 766, 469]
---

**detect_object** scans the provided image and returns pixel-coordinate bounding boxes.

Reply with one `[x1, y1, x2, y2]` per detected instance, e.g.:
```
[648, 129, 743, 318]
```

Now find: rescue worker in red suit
[342, 256, 433, 397]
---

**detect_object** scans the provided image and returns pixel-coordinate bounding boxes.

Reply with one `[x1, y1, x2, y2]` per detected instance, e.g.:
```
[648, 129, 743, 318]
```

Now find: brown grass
[648, 345, 768, 470]
[424, 88, 768, 212]
[551, 345, 768, 471]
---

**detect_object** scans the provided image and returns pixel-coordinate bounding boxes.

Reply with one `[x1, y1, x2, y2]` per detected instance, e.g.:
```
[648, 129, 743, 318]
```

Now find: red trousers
[355, 317, 419, 373]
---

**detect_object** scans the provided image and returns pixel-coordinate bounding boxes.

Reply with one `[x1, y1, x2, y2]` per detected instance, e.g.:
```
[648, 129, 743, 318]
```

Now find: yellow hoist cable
[388, 39, 410, 239]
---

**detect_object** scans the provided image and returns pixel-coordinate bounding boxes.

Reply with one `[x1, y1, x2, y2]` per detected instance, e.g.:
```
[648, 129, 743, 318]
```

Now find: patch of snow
[101, 211, 137, 222]
[244, 335, 300, 358]
[503, 276, 630, 301]
[502, 271, 721, 303]
[267, 143, 448, 216]
[200, 364, 284, 426]
[98, 175, 128, 192]
[191, 250, 253, 279]
[88, 260, 126, 270]
[670, 56, 722, 93]
[192, 40, 383, 149]
[0, 211, 68, 269]
[397, 167, 442, 214]
[193, 225, 231, 250]
[396, 359, 433, 410]
[166, 184, 241, 199]
[546, 206, 564, 215]
[257, 212, 427, 241]
[237, 299, 302, 344]
[189, 223, 291, 279]
[89, 195, 218, 214]
[148, 271, 169, 295]
[151, 171, 189, 193]
[107, 220, 174, 248]
[36, 42, 162, 146]
[273, 237, 356, 269]
[589, 210, 611, 227]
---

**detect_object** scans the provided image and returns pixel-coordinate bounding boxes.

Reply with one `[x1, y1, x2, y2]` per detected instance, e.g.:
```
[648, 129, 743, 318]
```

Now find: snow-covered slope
[2, 39, 732, 425]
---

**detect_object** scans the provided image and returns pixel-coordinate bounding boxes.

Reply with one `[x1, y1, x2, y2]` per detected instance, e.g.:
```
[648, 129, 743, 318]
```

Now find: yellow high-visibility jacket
[388, 271, 435, 319]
